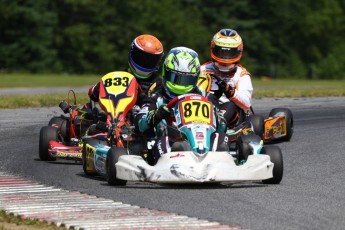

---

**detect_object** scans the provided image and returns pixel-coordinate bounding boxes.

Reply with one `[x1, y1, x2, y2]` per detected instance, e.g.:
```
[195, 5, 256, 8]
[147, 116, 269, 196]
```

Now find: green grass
[253, 79, 345, 98]
[0, 73, 344, 108]
[0, 93, 90, 109]
[0, 73, 100, 88]
[0, 210, 64, 229]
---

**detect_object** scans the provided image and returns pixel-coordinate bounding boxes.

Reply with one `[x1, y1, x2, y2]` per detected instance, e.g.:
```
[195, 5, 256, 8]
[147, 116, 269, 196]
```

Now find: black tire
[39, 126, 58, 161]
[262, 145, 283, 184]
[48, 116, 64, 127]
[48, 116, 68, 139]
[236, 132, 262, 163]
[82, 138, 108, 176]
[269, 108, 294, 141]
[248, 114, 264, 139]
[236, 135, 250, 162]
[106, 147, 128, 186]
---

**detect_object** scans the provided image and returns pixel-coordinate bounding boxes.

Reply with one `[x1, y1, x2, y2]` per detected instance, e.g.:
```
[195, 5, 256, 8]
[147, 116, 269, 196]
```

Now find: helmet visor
[131, 45, 162, 69]
[212, 45, 241, 60]
[165, 69, 198, 87]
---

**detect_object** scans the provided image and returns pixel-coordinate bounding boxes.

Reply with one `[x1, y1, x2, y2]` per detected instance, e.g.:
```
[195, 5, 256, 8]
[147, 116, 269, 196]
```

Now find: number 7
[192, 101, 200, 116]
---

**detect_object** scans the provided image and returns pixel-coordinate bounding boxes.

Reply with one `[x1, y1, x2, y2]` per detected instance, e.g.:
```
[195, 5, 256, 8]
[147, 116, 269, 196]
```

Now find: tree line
[0, 0, 344, 79]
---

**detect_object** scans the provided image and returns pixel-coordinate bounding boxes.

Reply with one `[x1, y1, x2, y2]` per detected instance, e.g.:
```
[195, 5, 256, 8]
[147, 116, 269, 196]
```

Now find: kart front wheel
[106, 147, 127, 186]
[248, 114, 264, 139]
[262, 145, 283, 184]
[39, 126, 57, 161]
[236, 135, 250, 163]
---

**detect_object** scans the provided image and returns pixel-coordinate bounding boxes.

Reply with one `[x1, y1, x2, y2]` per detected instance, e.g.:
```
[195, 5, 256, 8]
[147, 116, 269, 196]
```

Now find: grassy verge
[0, 73, 100, 88]
[253, 78, 345, 98]
[0, 93, 90, 109]
[0, 211, 64, 229]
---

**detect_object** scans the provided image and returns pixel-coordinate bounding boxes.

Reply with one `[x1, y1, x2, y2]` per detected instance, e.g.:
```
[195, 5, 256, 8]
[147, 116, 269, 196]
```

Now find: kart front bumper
[116, 151, 273, 183]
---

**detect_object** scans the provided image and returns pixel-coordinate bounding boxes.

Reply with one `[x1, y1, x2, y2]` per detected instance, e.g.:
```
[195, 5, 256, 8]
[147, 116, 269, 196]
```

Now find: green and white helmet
[162, 47, 200, 97]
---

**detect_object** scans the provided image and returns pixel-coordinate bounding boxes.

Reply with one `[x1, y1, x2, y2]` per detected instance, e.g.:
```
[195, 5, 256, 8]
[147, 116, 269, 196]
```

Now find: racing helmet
[210, 29, 243, 72]
[128, 34, 164, 79]
[162, 47, 200, 97]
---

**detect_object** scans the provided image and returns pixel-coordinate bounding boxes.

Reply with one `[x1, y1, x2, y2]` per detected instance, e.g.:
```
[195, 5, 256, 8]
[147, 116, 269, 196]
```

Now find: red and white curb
[0, 172, 241, 229]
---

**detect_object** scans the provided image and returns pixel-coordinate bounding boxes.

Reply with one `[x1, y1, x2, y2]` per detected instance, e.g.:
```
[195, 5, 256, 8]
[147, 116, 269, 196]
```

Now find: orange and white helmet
[129, 34, 164, 79]
[210, 29, 243, 72]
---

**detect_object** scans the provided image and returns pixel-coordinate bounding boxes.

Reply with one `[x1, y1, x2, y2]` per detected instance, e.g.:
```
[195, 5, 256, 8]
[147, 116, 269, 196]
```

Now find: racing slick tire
[236, 133, 262, 163]
[248, 114, 264, 139]
[39, 126, 58, 161]
[106, 147, 127, 186]
[262, 145, 283, 184]
[269, 108, 294, 141]
[48, 116, 68, 140]
[236, 135, 250, 163]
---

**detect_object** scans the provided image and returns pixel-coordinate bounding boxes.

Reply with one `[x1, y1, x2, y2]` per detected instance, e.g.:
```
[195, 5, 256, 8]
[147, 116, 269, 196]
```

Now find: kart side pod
[264, 108, 293, 142]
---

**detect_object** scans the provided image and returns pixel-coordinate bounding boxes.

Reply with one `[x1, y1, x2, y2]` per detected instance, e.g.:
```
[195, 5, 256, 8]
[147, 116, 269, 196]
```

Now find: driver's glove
[215, 80, 235, 98]
[147, 105, 172, 126]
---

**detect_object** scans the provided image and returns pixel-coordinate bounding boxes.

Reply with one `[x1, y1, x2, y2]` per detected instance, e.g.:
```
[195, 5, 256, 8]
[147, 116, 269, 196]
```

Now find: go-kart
[81, 71, 143, 179]
[107, 93, 283, 186]
[39, 90, 95, 161]
[208, 74, 294, 143]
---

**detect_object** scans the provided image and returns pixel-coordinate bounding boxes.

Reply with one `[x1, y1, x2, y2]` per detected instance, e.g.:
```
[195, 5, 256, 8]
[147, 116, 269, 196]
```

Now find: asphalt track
[0, 96, 345, 229]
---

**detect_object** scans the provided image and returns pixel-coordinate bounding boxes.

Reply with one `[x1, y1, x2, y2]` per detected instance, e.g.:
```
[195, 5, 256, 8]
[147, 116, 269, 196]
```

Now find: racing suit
[200, 61, 253, 128]
[135, 87, 228, 165]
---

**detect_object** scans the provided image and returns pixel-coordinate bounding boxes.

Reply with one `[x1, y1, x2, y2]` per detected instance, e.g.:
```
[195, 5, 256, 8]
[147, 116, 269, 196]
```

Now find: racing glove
[215, 80, 235, 98]
[147, 105, 172, 126]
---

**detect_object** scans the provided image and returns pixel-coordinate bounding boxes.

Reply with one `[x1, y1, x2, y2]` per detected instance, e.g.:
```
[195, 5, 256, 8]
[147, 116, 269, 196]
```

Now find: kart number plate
[180, 100, 212, 125]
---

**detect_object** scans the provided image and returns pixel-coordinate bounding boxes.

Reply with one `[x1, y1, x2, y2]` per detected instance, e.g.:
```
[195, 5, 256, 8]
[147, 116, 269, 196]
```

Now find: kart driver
[83, 34, 165, 134]
[200, 29, 253, 128]
[88, 34, 164, 108]
[134, 46, 228, 165]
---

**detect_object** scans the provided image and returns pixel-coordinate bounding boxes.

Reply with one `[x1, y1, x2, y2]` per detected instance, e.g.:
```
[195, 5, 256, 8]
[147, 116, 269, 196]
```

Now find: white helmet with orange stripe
[210, 29, 243, 72]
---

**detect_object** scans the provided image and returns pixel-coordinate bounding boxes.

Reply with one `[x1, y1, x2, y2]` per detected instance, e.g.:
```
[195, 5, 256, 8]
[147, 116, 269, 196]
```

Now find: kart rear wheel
[269, 108, 294, 141]
[262, 146, 283, 184]
[39, 126, 57, 161]
[106, 147, 127, 186]
[48, 116, 68, 139]
[248, 114, 264, 139]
